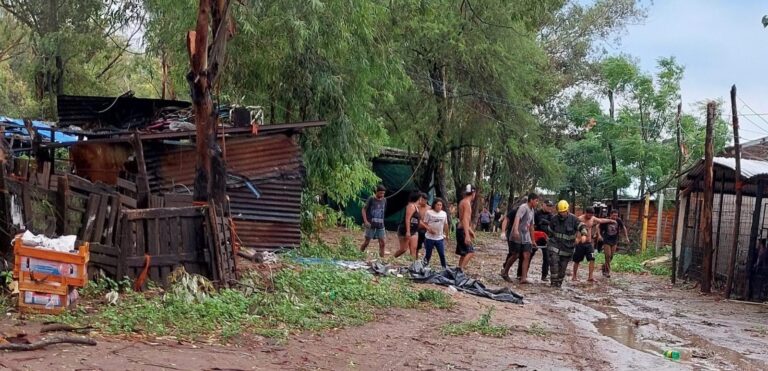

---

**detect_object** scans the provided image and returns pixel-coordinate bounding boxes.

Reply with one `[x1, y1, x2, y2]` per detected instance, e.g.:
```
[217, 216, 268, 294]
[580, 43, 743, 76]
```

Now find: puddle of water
[593, 305, 665, 356]
[592, 305, 726, 370]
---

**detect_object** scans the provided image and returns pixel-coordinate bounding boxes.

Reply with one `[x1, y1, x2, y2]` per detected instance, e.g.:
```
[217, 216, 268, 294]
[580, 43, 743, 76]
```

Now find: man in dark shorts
[479, 207, 492, 232]
[500, 193, 538, 283]
[456, 185, 477, 272]
[600, 209, 629, 277]
[573, 207, 616, 282]
[360, 185, 387, 257]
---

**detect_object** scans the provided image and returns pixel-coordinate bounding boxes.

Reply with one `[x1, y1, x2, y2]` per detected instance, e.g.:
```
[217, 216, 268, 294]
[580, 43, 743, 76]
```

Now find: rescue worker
[545, 200, 588, 288]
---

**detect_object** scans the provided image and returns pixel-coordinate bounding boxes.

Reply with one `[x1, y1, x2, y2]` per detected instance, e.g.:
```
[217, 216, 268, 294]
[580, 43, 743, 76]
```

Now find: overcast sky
[612, 0, 768, 142]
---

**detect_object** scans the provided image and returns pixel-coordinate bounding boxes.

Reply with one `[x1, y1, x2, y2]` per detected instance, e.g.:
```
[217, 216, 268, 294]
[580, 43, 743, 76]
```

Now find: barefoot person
[360, 185, 387, 257]
[416, 192, 431, 253]
[456, 185, 477, 272]
[600, 209, 629, 277]
[394, 192, 425, 259]
[423, 198, 450, 269]
[545, 200, 588, 288]
[500, 193, 538, 283]
[573, 207, 616, 282]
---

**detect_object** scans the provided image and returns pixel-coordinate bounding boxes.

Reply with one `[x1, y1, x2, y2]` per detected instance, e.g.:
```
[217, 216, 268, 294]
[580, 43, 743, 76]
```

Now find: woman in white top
[423, 198, 450, 269]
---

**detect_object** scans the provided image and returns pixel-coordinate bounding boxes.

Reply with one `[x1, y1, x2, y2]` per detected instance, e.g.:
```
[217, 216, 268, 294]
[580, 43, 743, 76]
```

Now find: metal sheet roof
[711, 157, 768, 179]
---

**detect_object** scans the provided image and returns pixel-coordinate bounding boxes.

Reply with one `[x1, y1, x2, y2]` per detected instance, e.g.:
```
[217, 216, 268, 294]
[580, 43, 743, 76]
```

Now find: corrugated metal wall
[143, 133, 304, 251]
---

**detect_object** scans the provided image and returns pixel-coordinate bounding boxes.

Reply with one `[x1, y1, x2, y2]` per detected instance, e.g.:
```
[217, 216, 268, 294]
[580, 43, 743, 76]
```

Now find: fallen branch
[0, 337, 97, 351]
[39, 324, 94, 334]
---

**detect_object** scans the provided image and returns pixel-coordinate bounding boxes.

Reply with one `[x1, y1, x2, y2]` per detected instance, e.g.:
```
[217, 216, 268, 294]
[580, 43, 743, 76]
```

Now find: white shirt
[424, 210, 448, 240]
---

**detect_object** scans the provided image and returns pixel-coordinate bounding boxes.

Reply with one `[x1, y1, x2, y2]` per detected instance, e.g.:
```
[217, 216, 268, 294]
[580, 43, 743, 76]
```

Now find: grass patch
[288, 236, 365, 261]
[0, 294, 10, 313]
[441, 307, 509, 337]
[526, 322, 548, 337]
[595, 248, 672, 276]
[53, 264, 452, 341]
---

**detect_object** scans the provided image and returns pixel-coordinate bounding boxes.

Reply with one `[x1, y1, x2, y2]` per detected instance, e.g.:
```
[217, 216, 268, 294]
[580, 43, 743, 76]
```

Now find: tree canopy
[0, 0, 731, 211]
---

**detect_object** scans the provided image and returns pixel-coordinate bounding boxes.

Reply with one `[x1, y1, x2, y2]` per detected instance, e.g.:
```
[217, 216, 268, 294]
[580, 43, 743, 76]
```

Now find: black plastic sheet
[370, 261, 524, 304]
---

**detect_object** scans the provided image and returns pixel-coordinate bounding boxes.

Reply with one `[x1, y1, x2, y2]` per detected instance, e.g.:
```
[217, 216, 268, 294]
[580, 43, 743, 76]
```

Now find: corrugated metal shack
[677, 157, 768, 301]
[0, 94, 324, 285]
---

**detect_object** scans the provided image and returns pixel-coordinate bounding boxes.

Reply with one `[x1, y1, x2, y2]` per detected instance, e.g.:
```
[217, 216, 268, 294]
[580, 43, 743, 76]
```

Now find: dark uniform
[545, 213, 587, 288]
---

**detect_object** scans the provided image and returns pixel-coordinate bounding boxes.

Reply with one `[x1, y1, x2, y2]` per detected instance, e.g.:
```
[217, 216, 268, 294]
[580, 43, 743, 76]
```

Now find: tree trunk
[425, 62, 451, 199]
[187, 0, 231, 204]
[608, 89, 619, 211]
[700, 102, 716, 293]
[472, 146, 486, 221]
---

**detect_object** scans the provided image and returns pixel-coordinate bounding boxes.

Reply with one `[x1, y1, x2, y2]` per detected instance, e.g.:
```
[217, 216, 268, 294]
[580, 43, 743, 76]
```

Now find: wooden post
[700, 102, 716, 294]
[726, 85, 743, 299]
[641, 192, 650, 253]
[713, 170, 726, 278]
[671, 103, 682, 284]
[655, 190, 665, 250]
[746, 180, 765, 299]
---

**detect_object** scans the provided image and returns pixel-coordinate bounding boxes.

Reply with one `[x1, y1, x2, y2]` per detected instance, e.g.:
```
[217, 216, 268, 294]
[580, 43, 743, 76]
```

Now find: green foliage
[80, 276, 133, 298]
[55, 264, 451, 340]
[441, 307, 509, 338]
[595, 248, 672, 276]
[289, 237, 365, 261]
[300, 192, 358, 236]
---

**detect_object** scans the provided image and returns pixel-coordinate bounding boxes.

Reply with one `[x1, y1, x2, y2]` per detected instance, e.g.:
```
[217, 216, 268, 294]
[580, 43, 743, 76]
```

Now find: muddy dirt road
[2, 230, 767, 370]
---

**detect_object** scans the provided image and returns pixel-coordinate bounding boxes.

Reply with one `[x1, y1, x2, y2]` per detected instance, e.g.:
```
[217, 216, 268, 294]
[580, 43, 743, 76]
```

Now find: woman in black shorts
[394, 192, 425, 259]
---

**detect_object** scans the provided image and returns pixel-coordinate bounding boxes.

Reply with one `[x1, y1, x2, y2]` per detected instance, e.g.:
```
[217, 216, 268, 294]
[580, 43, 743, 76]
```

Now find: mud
[1, 228, 767, 370]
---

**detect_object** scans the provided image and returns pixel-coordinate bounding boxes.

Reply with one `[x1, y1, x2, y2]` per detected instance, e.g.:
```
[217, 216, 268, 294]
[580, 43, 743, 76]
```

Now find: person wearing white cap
[456, 184, 477, 272]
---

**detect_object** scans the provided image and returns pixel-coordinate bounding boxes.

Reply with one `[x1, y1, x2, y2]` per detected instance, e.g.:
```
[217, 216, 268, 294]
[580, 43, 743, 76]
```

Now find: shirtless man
[573, 207, 616, 282]
[416, 192, 431, 253]
[456, 185, 477, 272]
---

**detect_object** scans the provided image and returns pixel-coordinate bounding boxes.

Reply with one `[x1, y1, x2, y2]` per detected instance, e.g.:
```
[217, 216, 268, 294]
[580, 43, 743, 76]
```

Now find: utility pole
[641, 192, 650, 253]
[700, 102, 716, 293]
[726, 85, 743, 298]
[671, 103, 682, 284]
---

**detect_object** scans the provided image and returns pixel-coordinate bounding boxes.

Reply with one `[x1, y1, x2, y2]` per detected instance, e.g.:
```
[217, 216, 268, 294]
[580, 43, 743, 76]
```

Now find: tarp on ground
[371, 261, 524, 304]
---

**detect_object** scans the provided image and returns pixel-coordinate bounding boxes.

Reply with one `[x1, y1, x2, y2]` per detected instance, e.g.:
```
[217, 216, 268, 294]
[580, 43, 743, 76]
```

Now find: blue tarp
[0, 116, 79, 143]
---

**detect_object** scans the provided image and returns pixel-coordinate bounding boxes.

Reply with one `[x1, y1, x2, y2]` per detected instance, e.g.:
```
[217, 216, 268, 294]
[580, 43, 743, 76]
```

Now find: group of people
[360, 184, 479, 272]
[359, 184, 630, 288]
[498, 194, 630, 287]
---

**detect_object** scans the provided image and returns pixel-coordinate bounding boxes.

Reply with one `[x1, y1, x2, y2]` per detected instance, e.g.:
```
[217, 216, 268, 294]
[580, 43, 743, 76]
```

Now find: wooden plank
[115, 215, 127, 278]
[132, 134, 150, 208]
[170, 216, 182, 264]
[125, 253, 205, 267]
[135, 218, 146, 255]
[55, 175, 69, 235]
[116, 177, 137, 192]
[40, 161, 51, 189]
[164, 194, 193, 207]
[158, 217, 171, 260]
[119, 194, 137, 209]
[67, 174, 101, 194]
[104, 196, 120, 245]
[21, 183, 32, 231]
[122, 206, 203, 220]
[92, 194, 109, 243]
[79, 193, 101, 241]
[147, 217, 160, 259]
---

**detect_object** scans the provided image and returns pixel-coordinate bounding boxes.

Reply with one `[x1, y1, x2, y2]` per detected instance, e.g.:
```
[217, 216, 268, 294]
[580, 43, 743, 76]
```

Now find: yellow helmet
[556, 200, 570, 213]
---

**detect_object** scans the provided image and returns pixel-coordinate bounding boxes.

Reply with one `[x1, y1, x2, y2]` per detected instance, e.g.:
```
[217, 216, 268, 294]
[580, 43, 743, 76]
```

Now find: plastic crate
[18, 288, 77, 315]
[17, 270, 70, 296]
[13, 235, 90, 288]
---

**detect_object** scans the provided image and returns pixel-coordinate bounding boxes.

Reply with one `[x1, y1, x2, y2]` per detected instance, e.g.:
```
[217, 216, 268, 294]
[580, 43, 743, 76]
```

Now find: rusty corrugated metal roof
[143, 132, 305, 251]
